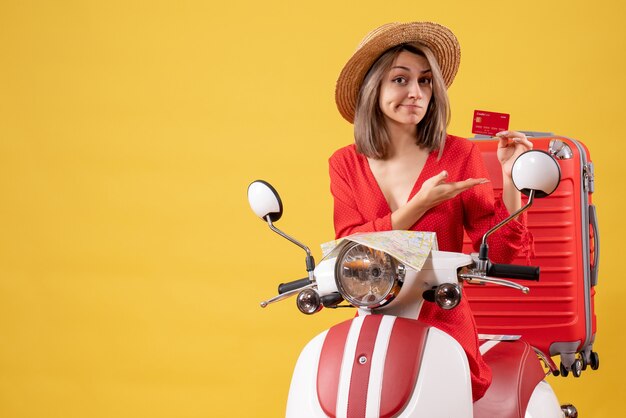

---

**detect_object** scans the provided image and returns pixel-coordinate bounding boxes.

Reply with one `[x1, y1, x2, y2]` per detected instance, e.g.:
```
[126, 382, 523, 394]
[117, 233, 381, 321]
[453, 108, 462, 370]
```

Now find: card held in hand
[472, 110, 510, 136]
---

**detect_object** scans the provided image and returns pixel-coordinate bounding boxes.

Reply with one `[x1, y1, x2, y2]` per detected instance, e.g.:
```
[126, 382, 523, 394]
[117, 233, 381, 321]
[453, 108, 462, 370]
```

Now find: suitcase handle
[590, 204, 600, 286]
[487, 263, 540, 281]
[471, 131, 555, 140]
[518, 130, 555, 137]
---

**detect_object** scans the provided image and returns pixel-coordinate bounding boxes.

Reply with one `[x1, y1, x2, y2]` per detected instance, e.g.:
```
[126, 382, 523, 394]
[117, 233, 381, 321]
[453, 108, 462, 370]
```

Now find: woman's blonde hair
[354, 43, 450, 159]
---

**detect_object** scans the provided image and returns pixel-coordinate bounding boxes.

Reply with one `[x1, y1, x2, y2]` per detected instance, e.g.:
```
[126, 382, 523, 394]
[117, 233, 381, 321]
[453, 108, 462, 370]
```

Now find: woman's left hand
[496, 131, 533, 178]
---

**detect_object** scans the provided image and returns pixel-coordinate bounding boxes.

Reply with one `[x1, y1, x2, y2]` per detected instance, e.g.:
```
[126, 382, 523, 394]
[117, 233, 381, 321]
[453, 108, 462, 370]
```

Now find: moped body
[287, 247, 564, 418]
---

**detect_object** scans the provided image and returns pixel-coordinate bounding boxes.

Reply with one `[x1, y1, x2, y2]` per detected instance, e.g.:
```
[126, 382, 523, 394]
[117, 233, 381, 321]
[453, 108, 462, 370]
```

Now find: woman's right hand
[413, 170, 488, 211]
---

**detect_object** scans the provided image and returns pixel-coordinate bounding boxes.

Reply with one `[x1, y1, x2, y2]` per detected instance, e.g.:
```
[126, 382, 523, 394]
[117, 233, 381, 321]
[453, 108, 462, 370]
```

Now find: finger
[463, 178, 489, 187]
[430, 170, 448, 184]
[496, 130, 526, 139]
[503, 137, 533, 153]
[514, 137, 533, 149]
[451, 178, 489, 191]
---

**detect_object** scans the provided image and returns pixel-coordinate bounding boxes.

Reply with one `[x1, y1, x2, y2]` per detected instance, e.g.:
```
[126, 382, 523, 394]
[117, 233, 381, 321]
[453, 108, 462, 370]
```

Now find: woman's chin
[397, 115, 424, 126]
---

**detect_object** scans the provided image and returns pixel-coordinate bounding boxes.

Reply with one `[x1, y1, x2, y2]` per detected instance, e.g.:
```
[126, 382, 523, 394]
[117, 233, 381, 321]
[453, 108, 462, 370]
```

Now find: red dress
[328, 135, 532, 401]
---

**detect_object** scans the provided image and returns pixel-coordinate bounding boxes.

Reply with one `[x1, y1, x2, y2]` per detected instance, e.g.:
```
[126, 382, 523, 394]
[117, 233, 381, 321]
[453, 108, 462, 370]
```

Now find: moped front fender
[286, 314, 474, 418]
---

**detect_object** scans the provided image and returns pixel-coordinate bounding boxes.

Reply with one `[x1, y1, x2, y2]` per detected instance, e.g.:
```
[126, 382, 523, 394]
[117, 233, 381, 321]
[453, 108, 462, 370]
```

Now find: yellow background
[1, 0, 624, 417]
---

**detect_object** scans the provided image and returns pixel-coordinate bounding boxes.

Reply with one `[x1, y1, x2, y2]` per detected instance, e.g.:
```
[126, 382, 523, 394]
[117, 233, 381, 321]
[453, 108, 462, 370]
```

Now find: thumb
[425, 170, 449, 186]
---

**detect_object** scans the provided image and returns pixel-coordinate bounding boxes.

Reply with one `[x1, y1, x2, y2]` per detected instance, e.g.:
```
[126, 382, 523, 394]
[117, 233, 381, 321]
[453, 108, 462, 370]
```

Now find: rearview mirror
[247, 180, 283, 222]
[512, 150, 561, 198]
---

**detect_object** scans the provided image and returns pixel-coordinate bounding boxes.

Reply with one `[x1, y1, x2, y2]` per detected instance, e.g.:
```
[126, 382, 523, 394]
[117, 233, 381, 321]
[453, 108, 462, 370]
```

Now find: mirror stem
[478, 190, 536, 268]
[266, 216, 316, 279]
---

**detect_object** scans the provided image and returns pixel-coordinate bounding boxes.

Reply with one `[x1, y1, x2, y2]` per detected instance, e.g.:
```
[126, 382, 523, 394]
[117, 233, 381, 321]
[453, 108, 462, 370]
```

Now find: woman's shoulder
[329, 143, 360, 166]
[444, 134, 475, 151]
[441, 135, 476, 168]
[439, 134, 478, 159]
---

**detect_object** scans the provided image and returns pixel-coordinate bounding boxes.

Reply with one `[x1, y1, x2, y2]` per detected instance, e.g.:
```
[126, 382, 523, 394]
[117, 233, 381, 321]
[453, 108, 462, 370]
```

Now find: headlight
[335, 242, 405, 309]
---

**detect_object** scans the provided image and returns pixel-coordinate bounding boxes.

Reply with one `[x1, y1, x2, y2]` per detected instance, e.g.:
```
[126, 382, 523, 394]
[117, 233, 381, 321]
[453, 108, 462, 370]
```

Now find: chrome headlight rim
[334, 241, 405, 309]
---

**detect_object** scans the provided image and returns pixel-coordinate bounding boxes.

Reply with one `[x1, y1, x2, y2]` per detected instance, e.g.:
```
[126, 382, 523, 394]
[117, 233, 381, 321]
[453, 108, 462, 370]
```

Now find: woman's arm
[330, 155, 487, 237]
[495, 131, 534, 216]
[462, 142, 533, 263]
[396, 170, 487, 230]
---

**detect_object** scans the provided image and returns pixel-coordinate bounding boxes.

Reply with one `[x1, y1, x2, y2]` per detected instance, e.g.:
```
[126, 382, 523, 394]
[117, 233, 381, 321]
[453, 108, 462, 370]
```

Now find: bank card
[472, 110, 510, 136]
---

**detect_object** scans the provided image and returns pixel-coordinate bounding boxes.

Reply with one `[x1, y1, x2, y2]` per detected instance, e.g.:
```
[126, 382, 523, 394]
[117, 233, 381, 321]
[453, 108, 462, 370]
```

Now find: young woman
[330, 22, 533, 401]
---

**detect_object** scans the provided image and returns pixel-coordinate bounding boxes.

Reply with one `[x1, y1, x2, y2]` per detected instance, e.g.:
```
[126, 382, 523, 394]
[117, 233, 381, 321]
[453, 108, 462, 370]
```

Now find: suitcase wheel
[590, 351, 600, 370]
[560, 362, 569, 377]
[559, 358, 583, 377]
[580, 350, 600, 371]
[571, 359, 583, 378]
[579, 352, 588, 371]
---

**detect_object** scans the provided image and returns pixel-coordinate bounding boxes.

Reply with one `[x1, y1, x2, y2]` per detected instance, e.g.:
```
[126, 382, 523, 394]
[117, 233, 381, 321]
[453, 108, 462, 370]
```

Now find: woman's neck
[385, 120, 420, 159]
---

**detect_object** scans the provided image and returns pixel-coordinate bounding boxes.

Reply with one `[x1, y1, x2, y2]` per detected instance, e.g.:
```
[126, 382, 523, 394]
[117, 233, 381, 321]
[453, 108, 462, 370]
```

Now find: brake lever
[458, 273, 530, 294]
[260, 283, 317, 308]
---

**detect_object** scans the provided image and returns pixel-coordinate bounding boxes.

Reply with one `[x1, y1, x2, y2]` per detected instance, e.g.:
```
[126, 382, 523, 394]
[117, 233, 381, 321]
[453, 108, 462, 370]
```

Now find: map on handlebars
[320, 231, 438, 271]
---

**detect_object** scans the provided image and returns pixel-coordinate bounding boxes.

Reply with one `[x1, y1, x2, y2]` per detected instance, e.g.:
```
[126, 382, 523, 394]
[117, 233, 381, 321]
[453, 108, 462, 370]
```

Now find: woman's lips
[399, 104, 422, 109]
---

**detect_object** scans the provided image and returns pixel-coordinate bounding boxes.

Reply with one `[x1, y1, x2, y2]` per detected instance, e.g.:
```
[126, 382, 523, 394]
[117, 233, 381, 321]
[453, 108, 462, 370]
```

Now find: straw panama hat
[335, 21, 461, 123]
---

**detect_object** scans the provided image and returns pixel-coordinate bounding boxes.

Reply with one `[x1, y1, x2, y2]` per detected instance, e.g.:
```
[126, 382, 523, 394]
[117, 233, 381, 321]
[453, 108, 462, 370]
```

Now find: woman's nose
[408, 81, 423, 99]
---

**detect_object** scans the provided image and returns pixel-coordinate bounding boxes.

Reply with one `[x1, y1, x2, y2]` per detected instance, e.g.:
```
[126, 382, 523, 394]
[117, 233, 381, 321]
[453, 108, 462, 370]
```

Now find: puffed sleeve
[329, 151, 392, 239]
[460, 143, 532, 263]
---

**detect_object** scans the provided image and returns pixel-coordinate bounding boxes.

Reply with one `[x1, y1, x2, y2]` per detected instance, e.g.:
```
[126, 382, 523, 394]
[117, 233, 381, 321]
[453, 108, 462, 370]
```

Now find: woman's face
[378, 50, 433, 128]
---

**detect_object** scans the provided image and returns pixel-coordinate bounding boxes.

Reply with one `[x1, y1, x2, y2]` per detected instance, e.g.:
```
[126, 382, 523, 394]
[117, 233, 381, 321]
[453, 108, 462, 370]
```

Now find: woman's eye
[419, 77, 432, 86]
[392, 76, 407, 84]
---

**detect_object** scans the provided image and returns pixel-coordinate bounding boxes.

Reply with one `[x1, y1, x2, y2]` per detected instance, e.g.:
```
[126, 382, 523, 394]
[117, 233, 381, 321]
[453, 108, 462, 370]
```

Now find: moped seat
[474, 340, 546, 418]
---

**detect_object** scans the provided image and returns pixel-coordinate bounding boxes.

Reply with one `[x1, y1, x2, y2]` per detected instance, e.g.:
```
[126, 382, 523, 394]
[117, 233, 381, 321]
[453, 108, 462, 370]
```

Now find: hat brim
[335, 22, 460, 123]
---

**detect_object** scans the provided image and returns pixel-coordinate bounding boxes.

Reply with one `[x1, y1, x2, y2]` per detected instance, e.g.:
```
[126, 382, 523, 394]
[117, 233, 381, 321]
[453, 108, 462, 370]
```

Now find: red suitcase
[463, 132, 600, 376]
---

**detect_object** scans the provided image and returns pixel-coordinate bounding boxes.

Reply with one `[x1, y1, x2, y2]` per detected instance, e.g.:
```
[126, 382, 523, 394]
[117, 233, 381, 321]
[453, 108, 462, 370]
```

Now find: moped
[248, 150, 578, 418]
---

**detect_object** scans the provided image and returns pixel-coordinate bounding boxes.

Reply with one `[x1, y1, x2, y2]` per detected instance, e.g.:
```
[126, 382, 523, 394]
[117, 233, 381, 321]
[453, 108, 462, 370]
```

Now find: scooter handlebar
[278, 278, 312, 294]
[487, 263, 540, 281]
